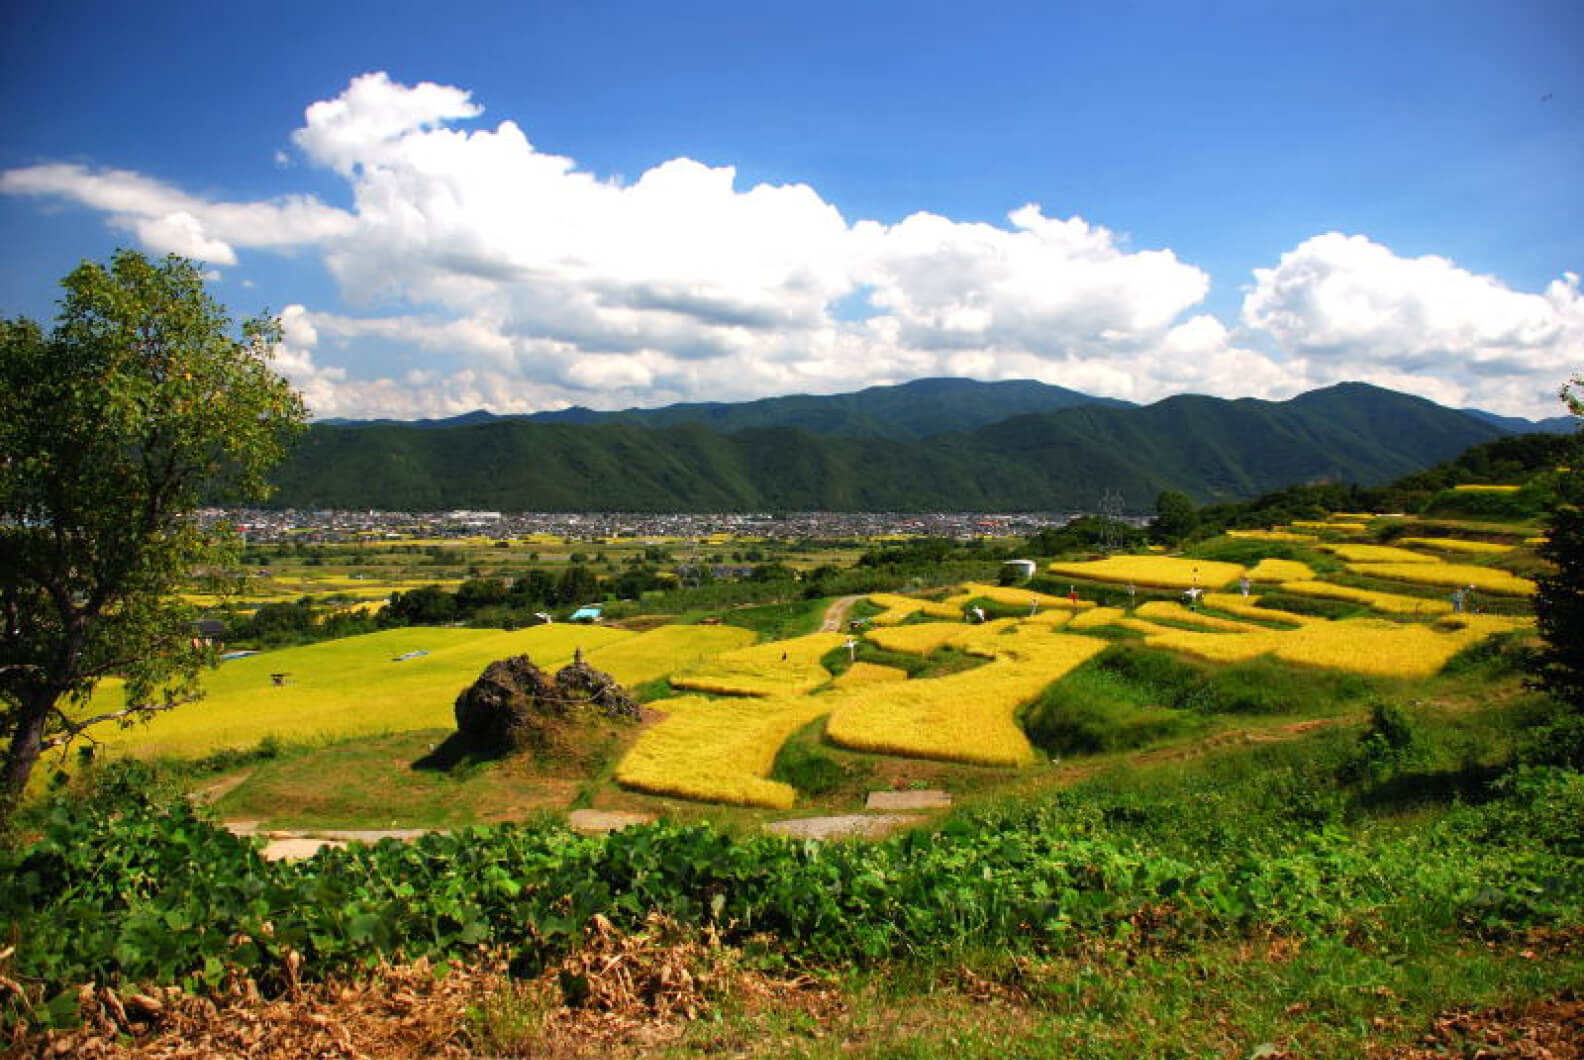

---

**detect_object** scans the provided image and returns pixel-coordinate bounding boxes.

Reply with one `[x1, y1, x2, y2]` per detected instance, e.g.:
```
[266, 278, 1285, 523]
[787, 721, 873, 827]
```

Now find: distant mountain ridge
[319, 377, 1132, 439]
[270, 380, 1525, 512]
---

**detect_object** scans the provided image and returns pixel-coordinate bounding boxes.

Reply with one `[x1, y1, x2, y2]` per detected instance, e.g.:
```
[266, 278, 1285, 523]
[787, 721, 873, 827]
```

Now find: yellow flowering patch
[84, 624, 634, 759]
[825, 633, 1106, 767]
[584, 623, 756, 686]
[1394, 537, 1513, 555]
[614, 694, 831, 809]
[1281, 580, 1453, 615]
[670, 632, 846, 696]
[1246, 558, 1315, 582]
[829, 662, 910, 689]
[1323, 544, 1442, 564]
[1345, 562, 1536, 597]
[1047, 555, 1243, 590]
[1135, 601, 1259, 633]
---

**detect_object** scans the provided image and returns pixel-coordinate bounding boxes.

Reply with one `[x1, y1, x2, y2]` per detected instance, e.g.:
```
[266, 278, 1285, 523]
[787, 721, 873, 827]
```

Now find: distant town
[208, 509, 1139, 545]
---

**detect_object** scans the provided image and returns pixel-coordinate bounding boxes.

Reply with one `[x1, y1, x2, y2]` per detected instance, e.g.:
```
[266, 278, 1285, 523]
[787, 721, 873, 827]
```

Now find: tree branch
[41, 696, 193, 750]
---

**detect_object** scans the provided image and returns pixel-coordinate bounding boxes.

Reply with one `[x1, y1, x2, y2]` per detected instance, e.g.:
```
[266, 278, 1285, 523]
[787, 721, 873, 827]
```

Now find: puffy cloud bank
[3, 72, 1577, 419]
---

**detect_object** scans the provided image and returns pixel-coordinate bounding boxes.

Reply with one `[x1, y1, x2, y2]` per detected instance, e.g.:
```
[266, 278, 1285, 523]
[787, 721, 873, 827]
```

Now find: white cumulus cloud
[5, 73, 1578, 420]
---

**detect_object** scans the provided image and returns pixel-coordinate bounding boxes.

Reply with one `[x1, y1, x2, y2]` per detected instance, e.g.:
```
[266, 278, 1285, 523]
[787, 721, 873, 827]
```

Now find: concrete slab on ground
[866, 789, 952, 810]
[766, 814, 921, 840]
[568, 809, 656, 834]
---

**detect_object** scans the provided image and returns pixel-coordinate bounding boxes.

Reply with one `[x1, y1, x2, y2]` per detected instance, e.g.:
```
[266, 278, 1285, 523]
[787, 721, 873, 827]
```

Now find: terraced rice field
[1343, 562, 1536, 596]
[669, 632, 846, 696]
[824, 631, 1107, 767]
[1245, 558, 1314, 582]
[584, 624, 756, 686]
[1393, 536, 1514, 555]
[83, 624, 634, 758]
[1142, 613, 1529, 678]
[1322, 544, 1442, 564]
[1279, 580, 1453, 615]
[864, 592, 965, 625]
[613, 693, 833, 809]
[1046, 556, 1244, 590]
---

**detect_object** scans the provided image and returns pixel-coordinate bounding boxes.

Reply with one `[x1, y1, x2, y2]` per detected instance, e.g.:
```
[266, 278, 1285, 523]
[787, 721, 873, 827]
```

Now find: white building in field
[1002, 558, 1037, 579]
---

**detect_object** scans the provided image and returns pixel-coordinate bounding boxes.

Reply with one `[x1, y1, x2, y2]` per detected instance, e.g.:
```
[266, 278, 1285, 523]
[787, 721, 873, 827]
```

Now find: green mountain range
[272, 381, 1513, 512]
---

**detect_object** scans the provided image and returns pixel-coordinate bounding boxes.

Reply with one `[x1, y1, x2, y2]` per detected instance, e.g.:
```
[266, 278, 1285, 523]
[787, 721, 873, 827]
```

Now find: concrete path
[866, 789, 952, 811]
[766, 814, 923, 840]
[568, 809, 655, 834]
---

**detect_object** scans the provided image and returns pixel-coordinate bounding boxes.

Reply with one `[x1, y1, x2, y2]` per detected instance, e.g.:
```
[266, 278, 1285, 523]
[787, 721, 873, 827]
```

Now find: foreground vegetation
[4, 687, 1581, 1055]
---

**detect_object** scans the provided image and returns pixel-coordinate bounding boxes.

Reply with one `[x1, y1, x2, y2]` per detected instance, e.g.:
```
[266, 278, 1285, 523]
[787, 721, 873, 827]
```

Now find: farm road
[820, 594, 865, 632]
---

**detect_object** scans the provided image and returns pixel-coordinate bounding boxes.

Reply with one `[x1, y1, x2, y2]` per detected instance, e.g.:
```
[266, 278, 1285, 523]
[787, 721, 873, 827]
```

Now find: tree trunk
[0, 694, 50, 831]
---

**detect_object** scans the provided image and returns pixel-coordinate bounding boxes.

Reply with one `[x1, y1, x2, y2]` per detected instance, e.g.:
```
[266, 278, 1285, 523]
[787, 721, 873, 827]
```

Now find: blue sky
[3, 1, 1580, 419]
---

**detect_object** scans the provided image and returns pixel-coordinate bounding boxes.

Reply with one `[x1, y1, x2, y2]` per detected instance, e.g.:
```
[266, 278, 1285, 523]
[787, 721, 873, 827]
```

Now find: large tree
[1530, 376, 1584, 730]
[0, 251, 306, 823]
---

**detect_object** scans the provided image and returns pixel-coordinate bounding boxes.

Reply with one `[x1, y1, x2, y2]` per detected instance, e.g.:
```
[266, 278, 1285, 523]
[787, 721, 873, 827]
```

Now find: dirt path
[820, 594, 865, 632]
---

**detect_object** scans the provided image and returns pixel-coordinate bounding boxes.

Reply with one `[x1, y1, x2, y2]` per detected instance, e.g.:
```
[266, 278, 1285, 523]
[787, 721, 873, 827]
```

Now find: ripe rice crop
[1135, 601, 1259, 632]
[82, 624, 635, 759]
[865, 621, 973, 656]
[584, 623, 756, 686]
[1330, 513, 1378, 522]
[1287, 521, 1369, 535]
[1143, 614, 1528, 678]
[1246, 558, 1315, 582]
[951, 582, 1095, 612]
[825, 633, 1106, 766]
[670, 632, 846, 696]
[1019, 609, 1074, 628]
[865, 592, 964, 625]
[1227, 530, 1319, 543]
[1452, 484, 1520, 493]
[1394, 536, 1514, 555]
[830, 662, 909, 688]
[942, 617, 1026, 656]
[614, 693, 831, 808]
[1200, 593, 1313, 627]
[1280, 580, 1453, 615]
[1046, 555, 1244, 590]
[1322, 543, 1442, 564]
[1068, 606, 1128, 630]
[1344, 562, 1536, 596]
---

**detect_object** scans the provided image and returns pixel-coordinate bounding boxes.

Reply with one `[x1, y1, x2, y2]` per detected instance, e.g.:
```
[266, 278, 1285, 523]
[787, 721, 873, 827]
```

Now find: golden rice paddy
[1226, 530, 1319, 543]
[613, 693, 833, 809]
[1200, 593, 1313, 627]
[949, 582, 1096, 612]
[1343, 562, 1537, 596]
[1451, 484, 1520, 493]
[829, 662, 910, 688]
[669, 632, 846, 696]
[1322, 543, 1442, 564]
[1134, 601, 1259, 632]
[824, 632, 1106, 767]
[583, 623, 756, 686]
[1280, 580, 1453, 615]
[864, 621, 977, 657]
[1046, 556, 1244, 590]
[1393, 537, 1514, 555]
[865, 592, 965, 625]
[83, 624, 635, 758]
[1246, 558, 1316, 582]
[1068, 606, 1128, 631]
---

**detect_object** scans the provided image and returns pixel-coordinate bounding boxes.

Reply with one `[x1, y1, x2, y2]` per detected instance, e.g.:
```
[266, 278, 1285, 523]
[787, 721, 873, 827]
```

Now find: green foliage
[0, 250, 307, 821]
[721, 598, 829, 640]
[265, 383, 1503, 511]
[1151, 490, 1199, 544]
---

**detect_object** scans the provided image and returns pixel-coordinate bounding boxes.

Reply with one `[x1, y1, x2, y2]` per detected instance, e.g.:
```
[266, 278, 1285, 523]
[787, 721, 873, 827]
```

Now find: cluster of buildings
[208, 509, 1090, 545]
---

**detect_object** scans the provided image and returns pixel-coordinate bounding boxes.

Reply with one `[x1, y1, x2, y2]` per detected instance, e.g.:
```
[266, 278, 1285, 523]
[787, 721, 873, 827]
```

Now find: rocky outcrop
[453, 651, 636, 755]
